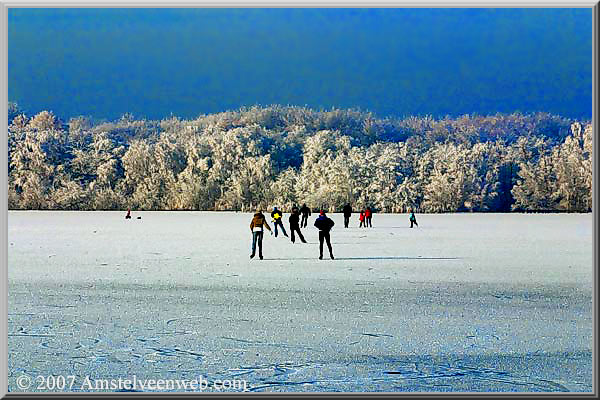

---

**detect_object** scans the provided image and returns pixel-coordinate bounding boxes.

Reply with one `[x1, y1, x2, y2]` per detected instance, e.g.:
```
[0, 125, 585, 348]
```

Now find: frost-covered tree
[5, 104, 592, 212]
[420, 144, 478, 212]
[552, 123, 592, 211]
[218, 155, 274, 211]
[270, 167, 298, 211]
[511, 154, 558, 212]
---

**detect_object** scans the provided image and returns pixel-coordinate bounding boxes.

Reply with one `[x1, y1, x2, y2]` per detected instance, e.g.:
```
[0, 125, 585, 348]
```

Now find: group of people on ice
[250, 204, 335, 260]
[249, 204, 419, 260]
[342, 204, 373, 228]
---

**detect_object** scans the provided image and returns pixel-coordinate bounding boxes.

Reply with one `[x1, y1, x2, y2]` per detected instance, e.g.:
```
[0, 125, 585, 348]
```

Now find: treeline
[7, 103, 593, 213]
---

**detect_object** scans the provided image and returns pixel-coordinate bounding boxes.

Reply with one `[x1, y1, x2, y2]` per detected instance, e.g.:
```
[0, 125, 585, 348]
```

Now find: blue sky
[8, 8, 593, 121]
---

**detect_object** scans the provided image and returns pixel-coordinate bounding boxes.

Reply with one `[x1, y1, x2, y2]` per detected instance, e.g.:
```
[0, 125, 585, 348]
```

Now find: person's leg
[319, 231, 324, 259]
[291, 227, 296, 243]
[280, 221, 288, 237]
[257, 232, 263, 259]
[410, 220, 413, 228]
[251, 232, 257, 257]
[297, 228, 306, 243]
[274, 221, 278, 237]
[325, 232, 334, 258]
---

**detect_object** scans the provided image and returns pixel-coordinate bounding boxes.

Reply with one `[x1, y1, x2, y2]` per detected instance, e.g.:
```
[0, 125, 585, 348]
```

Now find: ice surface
[8, 211, 593, 392]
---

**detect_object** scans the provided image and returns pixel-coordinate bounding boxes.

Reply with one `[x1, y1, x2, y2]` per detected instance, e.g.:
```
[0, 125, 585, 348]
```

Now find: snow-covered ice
[8, 211, 593, 392]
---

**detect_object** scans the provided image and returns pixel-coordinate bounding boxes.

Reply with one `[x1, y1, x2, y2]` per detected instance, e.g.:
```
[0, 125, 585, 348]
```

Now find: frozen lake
[8, 211, 593, 392]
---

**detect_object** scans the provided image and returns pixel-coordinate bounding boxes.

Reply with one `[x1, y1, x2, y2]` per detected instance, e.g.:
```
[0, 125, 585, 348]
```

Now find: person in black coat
[299, 203, 311, 228]
[342, 203, 352, 228]
[289, 207, 307, 243]
[314, 210, 335, 260]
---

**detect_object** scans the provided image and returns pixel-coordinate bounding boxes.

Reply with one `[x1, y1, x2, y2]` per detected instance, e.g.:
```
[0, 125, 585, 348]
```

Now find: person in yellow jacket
[270, 207, 289, 238]
[250, 210, 272, 260]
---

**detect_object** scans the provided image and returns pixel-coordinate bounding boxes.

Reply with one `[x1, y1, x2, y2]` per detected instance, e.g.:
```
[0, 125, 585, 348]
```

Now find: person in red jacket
[359, 210, 366, 228]
[365, 207, 373, 228]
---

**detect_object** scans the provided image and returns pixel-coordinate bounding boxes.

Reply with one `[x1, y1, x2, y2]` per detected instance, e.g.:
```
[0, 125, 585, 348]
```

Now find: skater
[250, 209, 272, 259]
[299, 203, 311, 228]
[409, 210, 418, 228]
[342, 203, 352, 228]
[271, 207, 288, 237]
[365, 207, 373, 227]
[359, 210, 366, 228]
[125, 208, 132, 219]
[289, 207, 307, 244]
[314, 210, 335, 260]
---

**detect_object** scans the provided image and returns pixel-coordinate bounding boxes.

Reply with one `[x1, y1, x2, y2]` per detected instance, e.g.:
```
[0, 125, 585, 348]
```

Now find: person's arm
[250, 219, 255, 232]
[264, 220, 272, 232]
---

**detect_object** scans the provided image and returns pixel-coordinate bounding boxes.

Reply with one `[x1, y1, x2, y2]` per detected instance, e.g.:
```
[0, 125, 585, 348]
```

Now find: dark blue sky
[8, 8, 593, 121]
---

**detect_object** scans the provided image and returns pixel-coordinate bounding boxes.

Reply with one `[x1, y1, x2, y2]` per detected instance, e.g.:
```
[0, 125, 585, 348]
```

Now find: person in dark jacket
[271, 207, 288, 238]
[314, 210, 335, 260]
[250, 210, 272, 259]
[299, 203, 311, 228]
[342, 203, 352, 228]
[409, 210, 418, 228]
[289, 207, 307, 244]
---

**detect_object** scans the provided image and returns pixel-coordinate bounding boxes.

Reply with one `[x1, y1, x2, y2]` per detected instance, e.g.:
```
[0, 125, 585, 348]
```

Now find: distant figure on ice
[250, 209, 272, 260]
[342, 203, 352, 228]
[125, 208, 132, 219]
[359, 210, 366, 228]
[299, 203, 311, 228]
[289, 207, 307, 244]
[271, 207, 289, 238]
[314, 210, 335, 260]
[365, 207, 373, 228]
[409, 210, 418, 228]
